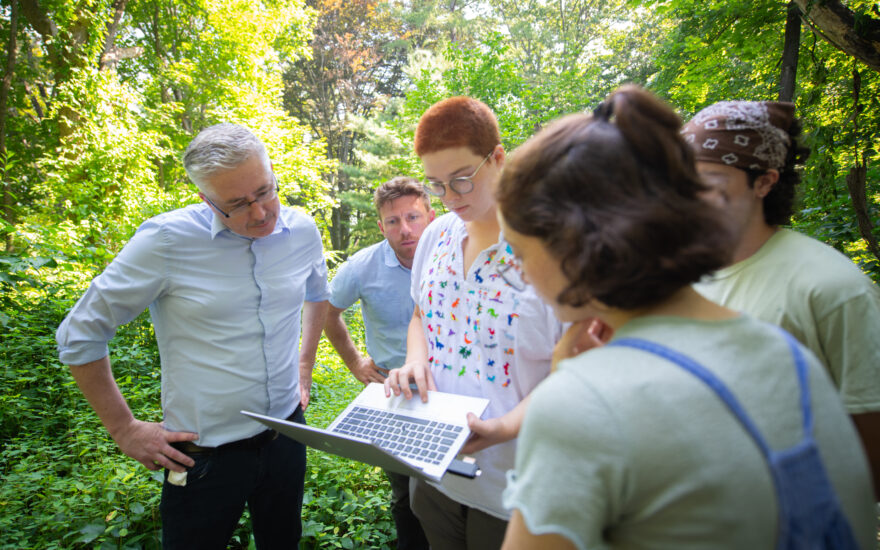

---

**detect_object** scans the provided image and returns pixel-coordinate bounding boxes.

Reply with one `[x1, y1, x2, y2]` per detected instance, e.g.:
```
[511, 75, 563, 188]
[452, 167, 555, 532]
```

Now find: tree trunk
[845, 66, 880, 265]
[1, 0, 20, 252]
[99, 0, 130, 70]
[845, 160, 880, 263]
[18, 0, 98, 138]
[779, 2, 801, 102]
[793, 0, 880, 73]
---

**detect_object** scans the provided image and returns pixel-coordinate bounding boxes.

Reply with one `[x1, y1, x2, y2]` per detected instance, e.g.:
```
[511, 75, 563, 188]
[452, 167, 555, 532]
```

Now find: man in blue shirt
[324, 177, 435, 549]
[56, 123, 331, 549]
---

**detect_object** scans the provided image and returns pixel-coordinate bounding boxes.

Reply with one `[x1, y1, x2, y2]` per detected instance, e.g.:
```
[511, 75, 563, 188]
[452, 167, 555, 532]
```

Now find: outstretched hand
[461, 396, 530, 454]
[113, 419, 198, 473]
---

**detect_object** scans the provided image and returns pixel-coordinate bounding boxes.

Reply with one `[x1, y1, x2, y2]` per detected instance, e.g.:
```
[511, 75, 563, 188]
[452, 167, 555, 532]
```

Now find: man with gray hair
[56, 123, 331, 548]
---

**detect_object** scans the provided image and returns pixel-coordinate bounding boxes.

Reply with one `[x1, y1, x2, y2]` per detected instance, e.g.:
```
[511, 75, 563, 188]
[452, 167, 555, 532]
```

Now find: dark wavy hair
[746, 119, 811, 226]
[497, 85, 734, 310]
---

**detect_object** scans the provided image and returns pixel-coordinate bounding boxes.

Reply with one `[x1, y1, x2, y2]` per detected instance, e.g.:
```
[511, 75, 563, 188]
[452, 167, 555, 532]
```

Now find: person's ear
[491, 144, 506, 167]
[754, 169, 780, 198]
[377, 219, 386, 237]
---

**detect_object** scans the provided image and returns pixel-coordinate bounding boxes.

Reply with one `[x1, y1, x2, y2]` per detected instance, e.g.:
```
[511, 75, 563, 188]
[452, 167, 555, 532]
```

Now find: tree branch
[100, 0, 131, 70]
[779, 2, 801, 101]
[16, 0, 58, 40]
[793, 0, 880, 72]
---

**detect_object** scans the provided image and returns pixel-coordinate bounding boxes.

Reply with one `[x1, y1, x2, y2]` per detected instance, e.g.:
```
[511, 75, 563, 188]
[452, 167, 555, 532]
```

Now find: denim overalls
[609, 330, 859, 549]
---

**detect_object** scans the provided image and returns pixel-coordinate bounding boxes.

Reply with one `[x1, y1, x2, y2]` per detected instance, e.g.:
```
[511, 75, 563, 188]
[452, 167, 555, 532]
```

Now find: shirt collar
[382, 239, 408, 270]
[210, 210, 228, 239]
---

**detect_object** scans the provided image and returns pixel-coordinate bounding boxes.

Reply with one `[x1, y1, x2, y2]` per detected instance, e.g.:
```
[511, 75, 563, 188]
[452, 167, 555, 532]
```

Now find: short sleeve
[818, 290, 880, 414]
[56, 221, 167, 365]
[329, 259, 359, 310]
[503, 372, 628, 550]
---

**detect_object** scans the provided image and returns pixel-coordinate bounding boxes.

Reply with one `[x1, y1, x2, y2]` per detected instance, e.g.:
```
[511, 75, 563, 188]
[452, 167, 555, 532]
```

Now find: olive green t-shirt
[695, 228, 880, 414]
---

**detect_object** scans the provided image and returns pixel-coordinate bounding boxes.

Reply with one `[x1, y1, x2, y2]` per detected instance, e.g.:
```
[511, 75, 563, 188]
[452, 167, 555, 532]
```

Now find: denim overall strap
[768, 331, 859, 550]
[608, 332, 860, 550]
[778, 330, 813, 436]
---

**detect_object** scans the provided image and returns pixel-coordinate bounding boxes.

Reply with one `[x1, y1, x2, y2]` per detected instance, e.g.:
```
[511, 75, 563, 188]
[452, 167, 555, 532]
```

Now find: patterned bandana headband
[681, 101, 796, 172]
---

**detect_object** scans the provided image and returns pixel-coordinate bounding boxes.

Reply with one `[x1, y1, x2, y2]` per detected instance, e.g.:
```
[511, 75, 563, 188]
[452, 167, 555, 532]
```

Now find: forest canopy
[1, 0, 878, 276]
[1, 0, 879, 547]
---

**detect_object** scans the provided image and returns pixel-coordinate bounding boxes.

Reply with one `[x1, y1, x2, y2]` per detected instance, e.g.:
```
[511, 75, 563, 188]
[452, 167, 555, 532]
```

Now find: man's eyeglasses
[423, 151, 494, 197]
[203, 178, 279, 219]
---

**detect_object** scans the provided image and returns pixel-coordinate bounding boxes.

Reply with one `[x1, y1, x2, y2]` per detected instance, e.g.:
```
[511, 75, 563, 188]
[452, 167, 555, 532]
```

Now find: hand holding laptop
[385, 358, 437, 403]
[460, 396, 530, 454]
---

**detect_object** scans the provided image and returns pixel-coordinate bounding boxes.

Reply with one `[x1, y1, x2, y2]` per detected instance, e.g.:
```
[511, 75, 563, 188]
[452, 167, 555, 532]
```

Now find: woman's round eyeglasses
[423, 151, 493, 197]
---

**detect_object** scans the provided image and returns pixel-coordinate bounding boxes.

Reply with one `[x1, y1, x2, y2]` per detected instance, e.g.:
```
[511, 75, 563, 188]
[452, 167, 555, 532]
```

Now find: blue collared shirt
[329, 239, 414, 370]
[56, 203, 331, 446]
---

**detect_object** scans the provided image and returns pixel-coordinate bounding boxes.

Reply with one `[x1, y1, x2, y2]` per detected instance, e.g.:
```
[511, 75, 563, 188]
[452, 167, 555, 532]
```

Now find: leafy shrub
[300, 307, 395, 549]
[1, 272, 395, 549]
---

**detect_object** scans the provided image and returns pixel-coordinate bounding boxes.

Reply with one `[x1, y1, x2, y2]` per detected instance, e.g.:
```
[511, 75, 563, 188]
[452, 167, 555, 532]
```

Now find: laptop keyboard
[333, 406, 464, 465]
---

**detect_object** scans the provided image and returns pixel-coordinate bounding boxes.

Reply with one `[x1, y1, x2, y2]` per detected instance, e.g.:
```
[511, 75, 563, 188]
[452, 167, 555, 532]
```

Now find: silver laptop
[242, 383, 489, 482]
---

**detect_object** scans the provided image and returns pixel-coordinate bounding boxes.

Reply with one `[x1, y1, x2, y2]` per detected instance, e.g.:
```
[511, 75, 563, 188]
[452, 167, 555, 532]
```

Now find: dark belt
[173, 406, 300, 454]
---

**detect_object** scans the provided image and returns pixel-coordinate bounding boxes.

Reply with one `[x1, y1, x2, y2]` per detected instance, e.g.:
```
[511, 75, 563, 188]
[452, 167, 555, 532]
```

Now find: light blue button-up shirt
[56, 203, 331, 446]
[329, 239, 414, 370]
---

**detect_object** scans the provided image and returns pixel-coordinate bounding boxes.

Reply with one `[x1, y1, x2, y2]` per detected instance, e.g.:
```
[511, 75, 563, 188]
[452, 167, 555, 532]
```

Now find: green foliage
[302, 308, 395, 549]
[5, 0, 334, 257]
[633, 0, 880, 279]
[641, 0, 783, 114]
[4, 0, 880, 546]
[341, 97, 431, 259]
[351, 0, 880, 283]
[400, 34, 539, 152]
[1, 275, 394, 549]
[1, 272, 166, 549]
[281, 0, 417, 255]
[36, 67, 177, 253]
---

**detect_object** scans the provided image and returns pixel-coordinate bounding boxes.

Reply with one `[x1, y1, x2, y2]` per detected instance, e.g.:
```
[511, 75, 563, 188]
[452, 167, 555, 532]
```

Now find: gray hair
[183, 123, 270, 191]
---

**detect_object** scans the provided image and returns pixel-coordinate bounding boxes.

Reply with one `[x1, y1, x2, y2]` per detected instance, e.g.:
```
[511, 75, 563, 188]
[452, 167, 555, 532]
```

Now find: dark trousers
[410, 478, 508, 550]
[385, 470, 429, 550]
[160, 407, 307, 550]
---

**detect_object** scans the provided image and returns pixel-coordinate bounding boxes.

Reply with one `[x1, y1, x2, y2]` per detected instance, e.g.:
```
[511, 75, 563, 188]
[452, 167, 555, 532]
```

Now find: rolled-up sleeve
[56, 222, 167, 366]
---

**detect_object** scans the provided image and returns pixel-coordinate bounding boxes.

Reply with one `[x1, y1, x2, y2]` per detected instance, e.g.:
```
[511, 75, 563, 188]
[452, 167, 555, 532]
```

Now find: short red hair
[414, 97, 500, 158]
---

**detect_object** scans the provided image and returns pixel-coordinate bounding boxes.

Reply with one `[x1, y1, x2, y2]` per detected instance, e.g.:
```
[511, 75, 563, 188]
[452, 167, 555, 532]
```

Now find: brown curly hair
[373, 176, 431, 214]
[497, 85, 734, 310]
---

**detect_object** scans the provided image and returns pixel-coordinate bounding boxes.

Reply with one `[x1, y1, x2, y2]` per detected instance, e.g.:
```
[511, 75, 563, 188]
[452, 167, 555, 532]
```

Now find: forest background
[1, 0, 879, 548]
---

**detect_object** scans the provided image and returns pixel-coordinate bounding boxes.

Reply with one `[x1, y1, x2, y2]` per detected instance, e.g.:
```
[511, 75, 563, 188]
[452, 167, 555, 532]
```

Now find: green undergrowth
[301, 307, 395, 550]
[1, 275, 394, 549]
